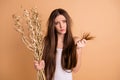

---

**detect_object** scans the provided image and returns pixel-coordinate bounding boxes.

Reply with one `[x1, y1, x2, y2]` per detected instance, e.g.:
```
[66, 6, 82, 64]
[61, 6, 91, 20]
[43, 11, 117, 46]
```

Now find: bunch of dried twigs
[12, 8, 46, 80]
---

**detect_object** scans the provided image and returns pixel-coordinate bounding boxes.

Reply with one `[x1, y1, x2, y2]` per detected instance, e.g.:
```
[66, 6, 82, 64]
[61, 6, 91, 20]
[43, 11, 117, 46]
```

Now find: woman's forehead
[54, 15, 66, 22]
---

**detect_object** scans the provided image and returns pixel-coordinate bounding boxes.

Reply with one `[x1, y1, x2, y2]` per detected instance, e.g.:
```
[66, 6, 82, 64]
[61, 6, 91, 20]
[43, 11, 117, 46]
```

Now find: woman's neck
[57, 34, 64, 49]
[57, 34, 64, 42]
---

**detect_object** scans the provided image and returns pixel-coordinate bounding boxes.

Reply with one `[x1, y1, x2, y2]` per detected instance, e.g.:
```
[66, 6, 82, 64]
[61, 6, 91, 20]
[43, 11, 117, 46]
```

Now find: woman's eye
[55, 22, 59, 25]
[62, 20, 66, 23]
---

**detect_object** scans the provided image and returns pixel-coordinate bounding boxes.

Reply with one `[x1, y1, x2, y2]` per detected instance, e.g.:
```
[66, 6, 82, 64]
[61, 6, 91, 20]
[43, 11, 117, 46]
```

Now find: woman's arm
[73, 37, 87, 73]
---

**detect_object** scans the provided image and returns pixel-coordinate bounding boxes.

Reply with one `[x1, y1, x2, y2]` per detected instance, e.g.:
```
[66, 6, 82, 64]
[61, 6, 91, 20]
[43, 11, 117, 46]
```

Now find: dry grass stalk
[12, 8, 46, 80]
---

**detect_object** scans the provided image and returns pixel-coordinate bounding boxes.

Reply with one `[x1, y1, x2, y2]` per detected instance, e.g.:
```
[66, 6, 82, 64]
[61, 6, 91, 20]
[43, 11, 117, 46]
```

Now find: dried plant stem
[37, 70, 46, 80]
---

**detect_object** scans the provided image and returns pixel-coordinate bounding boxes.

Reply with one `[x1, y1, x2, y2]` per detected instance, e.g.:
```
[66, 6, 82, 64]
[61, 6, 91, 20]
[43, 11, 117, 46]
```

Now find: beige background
[0, 0, 120, 80]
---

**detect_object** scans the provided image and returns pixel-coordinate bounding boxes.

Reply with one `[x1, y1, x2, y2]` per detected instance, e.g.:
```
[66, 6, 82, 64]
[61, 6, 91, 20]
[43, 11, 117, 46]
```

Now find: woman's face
[54, 15, 67, 35]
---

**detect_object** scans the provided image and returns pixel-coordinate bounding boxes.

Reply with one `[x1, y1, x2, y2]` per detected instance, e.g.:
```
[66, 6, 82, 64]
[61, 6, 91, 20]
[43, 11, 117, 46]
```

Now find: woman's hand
[76, 39, 87, 49]
[34, 60, 45, 70]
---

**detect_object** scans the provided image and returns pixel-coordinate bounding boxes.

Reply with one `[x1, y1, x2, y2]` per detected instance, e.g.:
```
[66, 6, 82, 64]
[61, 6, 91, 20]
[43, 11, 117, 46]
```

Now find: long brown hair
[42, 8, 77, 80]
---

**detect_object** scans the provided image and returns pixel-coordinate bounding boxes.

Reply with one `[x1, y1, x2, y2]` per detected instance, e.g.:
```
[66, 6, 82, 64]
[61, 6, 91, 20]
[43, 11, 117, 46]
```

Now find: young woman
[34, 8, 87, 80]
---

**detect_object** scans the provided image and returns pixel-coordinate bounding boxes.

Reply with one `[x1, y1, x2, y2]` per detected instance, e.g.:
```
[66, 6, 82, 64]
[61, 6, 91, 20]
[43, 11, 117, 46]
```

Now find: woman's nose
[60, 22, 64, 28]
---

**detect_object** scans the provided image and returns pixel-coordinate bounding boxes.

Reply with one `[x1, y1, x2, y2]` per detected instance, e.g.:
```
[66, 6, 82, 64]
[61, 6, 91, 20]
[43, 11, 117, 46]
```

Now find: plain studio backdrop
[0, 0, 120, 80]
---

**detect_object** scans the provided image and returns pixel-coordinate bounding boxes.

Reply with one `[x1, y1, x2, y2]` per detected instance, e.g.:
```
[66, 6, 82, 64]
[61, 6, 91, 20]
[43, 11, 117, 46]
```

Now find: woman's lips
[60, 29, 65, 31]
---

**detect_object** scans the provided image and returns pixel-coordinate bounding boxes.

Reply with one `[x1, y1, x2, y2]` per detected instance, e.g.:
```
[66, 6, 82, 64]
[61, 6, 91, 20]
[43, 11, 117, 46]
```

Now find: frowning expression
[54, 15, 67, 35]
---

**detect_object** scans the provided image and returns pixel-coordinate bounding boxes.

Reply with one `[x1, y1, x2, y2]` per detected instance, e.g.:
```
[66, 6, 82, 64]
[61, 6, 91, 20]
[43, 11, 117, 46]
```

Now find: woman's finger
[34, 60, 45, 70]
[81, 39, 87, 44]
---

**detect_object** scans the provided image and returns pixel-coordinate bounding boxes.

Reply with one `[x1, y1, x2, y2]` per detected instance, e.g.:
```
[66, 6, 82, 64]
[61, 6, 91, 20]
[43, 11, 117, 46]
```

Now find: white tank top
[53, 48, 72, 80]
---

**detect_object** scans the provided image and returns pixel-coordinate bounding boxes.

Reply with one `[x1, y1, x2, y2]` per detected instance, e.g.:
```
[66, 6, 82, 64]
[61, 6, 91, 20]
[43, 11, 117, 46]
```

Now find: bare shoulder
[73, 36, 81, 44]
